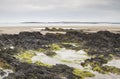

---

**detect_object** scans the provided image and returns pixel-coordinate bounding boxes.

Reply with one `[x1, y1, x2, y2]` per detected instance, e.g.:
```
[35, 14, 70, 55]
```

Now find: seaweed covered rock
[0, 30, 120, 79]
[4, 63, 77, 79]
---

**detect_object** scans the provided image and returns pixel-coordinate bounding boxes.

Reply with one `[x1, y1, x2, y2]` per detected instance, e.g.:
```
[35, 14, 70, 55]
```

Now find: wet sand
[0, 26, 120, 34]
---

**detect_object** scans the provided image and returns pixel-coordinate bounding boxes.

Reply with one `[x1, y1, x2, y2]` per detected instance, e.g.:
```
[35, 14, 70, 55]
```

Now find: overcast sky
[0, 0, 120, 23]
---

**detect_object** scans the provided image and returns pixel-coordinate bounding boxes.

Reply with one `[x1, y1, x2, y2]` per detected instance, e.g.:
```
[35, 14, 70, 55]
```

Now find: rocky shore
[0, 29, 120, 79]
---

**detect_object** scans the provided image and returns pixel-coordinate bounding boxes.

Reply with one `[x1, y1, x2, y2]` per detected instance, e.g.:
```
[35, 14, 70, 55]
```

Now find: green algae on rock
[73, 68, 95, 79]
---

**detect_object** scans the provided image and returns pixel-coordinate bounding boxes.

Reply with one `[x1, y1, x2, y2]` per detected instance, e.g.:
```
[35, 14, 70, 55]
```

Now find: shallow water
[0, 23, 120, 27]
[32, 48, 89, 69]
[104, 59, 120, 68]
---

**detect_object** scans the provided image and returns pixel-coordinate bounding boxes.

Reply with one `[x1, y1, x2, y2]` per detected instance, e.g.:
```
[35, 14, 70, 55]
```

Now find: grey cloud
[0, 0, 119, 22]
[0, 0, 119, 12]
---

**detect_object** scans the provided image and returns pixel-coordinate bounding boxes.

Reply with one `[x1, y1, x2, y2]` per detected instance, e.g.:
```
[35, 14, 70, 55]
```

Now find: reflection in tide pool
[55, 48, 89, 64]
[32, 48, 90, 69]
[104, 59, 120, 68]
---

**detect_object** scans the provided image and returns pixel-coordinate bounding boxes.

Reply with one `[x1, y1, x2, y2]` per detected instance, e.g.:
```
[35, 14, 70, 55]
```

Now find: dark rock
[0, 69, 6, 76]
[44, 51, 56, 56]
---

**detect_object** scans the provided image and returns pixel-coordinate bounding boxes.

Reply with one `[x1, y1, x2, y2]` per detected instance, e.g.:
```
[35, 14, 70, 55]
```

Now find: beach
[0, 25, 120, 34]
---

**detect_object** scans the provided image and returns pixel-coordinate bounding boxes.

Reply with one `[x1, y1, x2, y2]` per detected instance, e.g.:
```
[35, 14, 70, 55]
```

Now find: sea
[0, 22, 120, 27]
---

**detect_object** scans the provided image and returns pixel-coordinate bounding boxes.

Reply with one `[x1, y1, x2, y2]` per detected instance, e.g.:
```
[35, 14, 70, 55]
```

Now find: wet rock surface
[0, 69, 6, 76]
